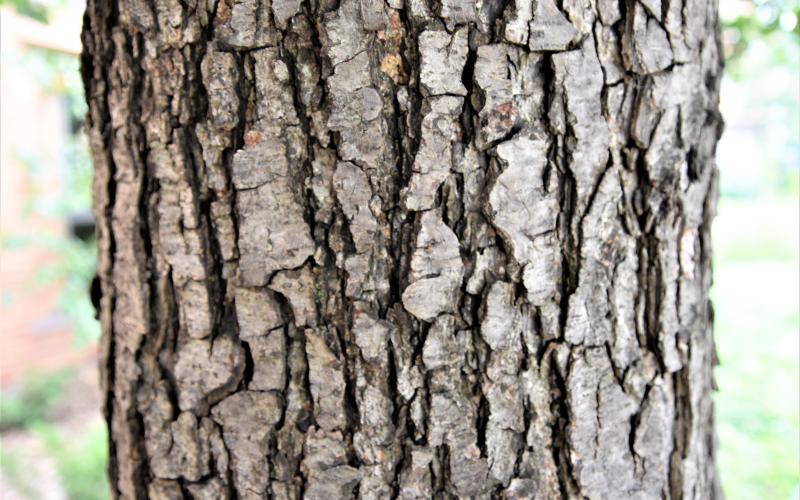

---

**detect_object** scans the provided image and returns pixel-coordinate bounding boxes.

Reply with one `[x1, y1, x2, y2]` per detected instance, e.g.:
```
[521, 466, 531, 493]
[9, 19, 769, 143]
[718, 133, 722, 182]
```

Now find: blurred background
[0, 0, 797, 498]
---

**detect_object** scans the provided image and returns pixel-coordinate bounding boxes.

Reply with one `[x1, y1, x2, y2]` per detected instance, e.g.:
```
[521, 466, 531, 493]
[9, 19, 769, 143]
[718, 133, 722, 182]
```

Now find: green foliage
[22, 48, 87, 123]
[713, 198, 800, 499]
[722, 0, 800, 77]
[16, 48, 92, 217]
[718, 1, 800, 199]
[0, 369, 74, 430]
[0, 0, 50, 22]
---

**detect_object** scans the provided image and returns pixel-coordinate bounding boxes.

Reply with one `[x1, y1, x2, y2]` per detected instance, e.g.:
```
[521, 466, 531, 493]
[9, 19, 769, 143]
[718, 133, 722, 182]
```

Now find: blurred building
[0, 6, 91, 386]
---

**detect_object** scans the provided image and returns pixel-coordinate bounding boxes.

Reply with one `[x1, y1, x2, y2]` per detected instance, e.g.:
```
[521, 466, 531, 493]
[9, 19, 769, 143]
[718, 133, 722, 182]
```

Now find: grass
[712, 196, 800, 499]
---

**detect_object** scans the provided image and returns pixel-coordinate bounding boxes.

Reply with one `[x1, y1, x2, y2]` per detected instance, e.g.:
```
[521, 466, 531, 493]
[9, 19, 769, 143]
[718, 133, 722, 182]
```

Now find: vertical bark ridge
[82, 0, 724, 496]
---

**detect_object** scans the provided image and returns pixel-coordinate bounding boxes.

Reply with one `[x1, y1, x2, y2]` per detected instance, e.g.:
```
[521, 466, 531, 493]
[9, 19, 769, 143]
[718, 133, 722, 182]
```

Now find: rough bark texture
[81, 0, 724, 496]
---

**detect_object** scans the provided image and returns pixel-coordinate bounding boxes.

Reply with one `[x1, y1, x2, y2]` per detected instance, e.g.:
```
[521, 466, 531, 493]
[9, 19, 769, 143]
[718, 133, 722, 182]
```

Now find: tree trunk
[81, 0, 724, 496]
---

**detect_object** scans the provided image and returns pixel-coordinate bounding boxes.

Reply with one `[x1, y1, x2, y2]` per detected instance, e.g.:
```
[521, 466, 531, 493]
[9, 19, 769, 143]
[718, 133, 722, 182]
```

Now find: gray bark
[81, 0, 724, 497]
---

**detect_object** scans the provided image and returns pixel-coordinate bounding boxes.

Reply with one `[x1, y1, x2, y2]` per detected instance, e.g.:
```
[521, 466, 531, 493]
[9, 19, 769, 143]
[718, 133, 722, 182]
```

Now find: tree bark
[81, 0, 724, 496]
